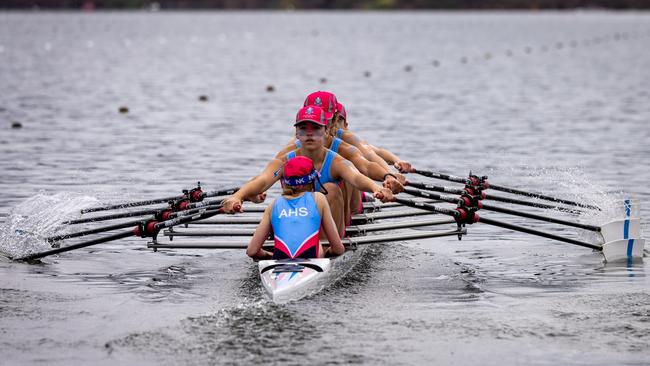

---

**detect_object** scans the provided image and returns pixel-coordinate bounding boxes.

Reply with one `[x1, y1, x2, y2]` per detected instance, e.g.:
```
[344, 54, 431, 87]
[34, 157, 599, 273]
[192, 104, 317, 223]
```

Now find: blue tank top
[271, 193, 321, 259]
[294, 137, 343, 153]
[336, 129, 344, 138]
[287, 149, 340, 192]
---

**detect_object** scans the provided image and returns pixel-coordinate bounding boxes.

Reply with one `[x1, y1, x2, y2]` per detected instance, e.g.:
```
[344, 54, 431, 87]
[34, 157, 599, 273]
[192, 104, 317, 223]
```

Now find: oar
[14, 208, 225, 261]
[64, 199, 224, 225]
[47, 203, 223, 242]
[412, 169, 600, 210]
[393, 197, 601, 251]
[190, 208, 438, 226]
[403, 187, 601, 232]
[80, 186, 239, 214]
[406, 181, 582, 213]
[147, 227, 466, 250]
[162, 217, 457, 238]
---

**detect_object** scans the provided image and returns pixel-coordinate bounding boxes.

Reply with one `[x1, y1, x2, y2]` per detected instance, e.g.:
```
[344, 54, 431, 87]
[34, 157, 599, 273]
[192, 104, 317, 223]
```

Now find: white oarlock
[599, 218, 642, 243]
[602, 238, 645, 262]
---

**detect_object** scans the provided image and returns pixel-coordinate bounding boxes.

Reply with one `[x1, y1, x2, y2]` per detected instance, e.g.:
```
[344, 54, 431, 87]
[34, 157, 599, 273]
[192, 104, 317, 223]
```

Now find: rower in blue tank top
[246, 156, 345, 260]
[287, 149, 340, 193]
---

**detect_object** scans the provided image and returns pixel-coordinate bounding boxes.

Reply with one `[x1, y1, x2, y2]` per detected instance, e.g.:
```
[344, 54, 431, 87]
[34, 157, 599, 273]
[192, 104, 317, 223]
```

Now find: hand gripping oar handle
[16, 208, 225, 261]
[396, 196, 600, 251]
[412, 169, 600, 210]
[403, 187, 601, 232]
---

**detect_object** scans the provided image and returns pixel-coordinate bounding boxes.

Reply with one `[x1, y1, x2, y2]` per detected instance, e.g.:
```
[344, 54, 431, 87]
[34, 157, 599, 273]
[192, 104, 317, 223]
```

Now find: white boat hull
[258, 247, 364, 303]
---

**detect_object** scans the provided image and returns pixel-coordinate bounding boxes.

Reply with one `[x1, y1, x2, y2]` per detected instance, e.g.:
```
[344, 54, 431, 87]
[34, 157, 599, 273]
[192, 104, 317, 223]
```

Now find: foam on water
[0, 192, 99, 259]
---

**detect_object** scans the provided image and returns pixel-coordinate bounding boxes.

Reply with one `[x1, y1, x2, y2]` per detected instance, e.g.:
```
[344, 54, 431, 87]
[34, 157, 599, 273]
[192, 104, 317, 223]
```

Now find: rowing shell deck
[259, 246, 366, 303]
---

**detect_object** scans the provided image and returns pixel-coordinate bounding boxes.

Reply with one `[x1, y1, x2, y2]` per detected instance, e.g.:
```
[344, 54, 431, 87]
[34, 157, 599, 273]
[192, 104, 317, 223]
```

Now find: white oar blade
[599, 218, 642, 243]
[623, 199, 640, 218]
[602, 238, 645, 262]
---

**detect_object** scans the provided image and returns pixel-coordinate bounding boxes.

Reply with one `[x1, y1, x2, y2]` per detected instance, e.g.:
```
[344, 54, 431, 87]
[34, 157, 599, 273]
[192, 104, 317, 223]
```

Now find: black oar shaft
[405, 187, 600, 233]
[80, 187, 238, 214]
[413, 169, 469, 185]
[487, 183, 600, 210]
[393, 197, 459, 217]
[81, 195, 182, 214]
[484, 193, 582, 213]
[17, 230, 135, 261]
[480, 203, 600, 232]
[47, 219, 143, 242]
[413, 169, 600, 210]
[65, 206, 165, 225]
[408, 180, 585, 213]
[395, 195, 601, 251]
[478, 217, 601, 250]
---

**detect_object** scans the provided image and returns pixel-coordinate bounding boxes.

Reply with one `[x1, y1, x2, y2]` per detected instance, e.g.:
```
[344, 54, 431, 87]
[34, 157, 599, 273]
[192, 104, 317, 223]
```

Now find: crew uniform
[271, 192, 321, 259]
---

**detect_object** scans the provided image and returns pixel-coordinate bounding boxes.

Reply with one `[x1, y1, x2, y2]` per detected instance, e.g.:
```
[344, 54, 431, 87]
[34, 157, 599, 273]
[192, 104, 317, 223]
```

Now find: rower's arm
[371, 145, 399, 165]
[370, 145, 413, 173]
[338, 144, 404, 193]
[246, 204, 273, 259]
[332, 157, 394, 202]
[342, 131, 391, 170]
[223, 158, 284, 212]
[315, 193, 344, 256]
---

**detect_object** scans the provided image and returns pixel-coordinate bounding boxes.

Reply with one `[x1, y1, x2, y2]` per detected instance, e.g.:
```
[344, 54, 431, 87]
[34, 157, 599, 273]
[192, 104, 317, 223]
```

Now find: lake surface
[1, 10, 649, 365]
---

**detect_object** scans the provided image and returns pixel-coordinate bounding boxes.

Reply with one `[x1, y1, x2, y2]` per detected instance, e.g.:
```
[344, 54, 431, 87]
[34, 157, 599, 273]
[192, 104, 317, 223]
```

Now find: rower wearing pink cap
[332, 101, 413, 174]
[222, 105, 395, 236]
[330, 100, 414, 215]
[246, 156, 345, 260]
[272, 91, 404, 226]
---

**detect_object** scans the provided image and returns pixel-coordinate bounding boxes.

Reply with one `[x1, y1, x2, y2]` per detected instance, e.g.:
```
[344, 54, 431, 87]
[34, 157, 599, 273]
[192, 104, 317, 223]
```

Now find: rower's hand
[248, 192, 267, 204]
[394, 161, 412, 174]
[383, 175, 404, 194]
[222, 196, 243, 213]
[395, 172, 406, 185]
[374, 187, 394, 203]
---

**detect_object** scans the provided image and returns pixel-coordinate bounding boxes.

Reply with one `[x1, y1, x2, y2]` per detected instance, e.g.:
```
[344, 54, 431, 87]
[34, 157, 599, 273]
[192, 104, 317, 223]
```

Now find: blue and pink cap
[283, 156, 318, 187]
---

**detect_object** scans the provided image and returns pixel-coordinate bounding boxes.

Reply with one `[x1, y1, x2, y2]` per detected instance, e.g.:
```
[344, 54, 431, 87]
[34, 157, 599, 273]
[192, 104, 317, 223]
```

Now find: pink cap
[336, 102, 346, 120]
[304, 91, 338, 120]
[284, 156, 315, 179]
[295, 105, 327, 126]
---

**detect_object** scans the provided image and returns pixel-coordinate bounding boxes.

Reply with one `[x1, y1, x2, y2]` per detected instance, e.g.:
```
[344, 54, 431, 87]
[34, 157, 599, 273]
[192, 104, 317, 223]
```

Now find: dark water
[1, 11, 649, 365]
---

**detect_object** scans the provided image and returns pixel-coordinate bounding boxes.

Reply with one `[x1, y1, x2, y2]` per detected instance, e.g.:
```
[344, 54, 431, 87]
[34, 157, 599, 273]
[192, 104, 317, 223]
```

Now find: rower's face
[296, 122, 325, 145]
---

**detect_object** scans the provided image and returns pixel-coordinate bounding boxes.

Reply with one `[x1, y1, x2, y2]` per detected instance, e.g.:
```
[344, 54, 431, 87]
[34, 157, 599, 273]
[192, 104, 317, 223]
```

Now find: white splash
[0, 192, 99, 259]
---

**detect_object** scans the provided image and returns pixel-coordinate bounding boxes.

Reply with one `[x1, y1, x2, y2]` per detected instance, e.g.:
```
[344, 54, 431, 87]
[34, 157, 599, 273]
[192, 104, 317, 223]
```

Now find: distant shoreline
[1, 0, 649, 11]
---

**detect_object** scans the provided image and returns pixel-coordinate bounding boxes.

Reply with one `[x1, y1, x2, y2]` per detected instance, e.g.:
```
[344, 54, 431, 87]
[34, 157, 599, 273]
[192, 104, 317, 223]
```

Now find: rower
[246, 156, 345, 260]
[332, 101, 413, 174]
[222, 105, 395, 236]
[278, 91, 404, 223]
[302, 91, 409, 177]
[330, 100, 414, 215]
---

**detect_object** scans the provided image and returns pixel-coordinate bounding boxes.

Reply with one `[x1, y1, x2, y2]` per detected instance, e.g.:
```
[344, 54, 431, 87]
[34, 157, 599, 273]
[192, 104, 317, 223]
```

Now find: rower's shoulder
[312, 191, 328, 207]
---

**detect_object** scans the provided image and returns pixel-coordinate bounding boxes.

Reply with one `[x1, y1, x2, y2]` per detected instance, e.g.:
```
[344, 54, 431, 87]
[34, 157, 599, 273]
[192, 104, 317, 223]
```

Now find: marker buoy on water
[118, 106, 129, 114]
